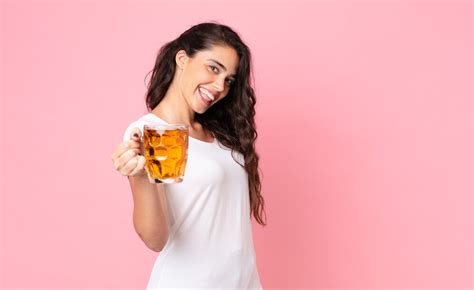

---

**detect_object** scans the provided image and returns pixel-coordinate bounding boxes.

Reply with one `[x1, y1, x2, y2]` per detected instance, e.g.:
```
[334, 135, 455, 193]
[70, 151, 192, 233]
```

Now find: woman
[111, 22, 266, 289]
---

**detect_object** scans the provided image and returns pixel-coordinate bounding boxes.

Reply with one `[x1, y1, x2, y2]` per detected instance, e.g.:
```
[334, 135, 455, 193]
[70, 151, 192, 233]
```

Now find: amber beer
[142, 124, 189, 184]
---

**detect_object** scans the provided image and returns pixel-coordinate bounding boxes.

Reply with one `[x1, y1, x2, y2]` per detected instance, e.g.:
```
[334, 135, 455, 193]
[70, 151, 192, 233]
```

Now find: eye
[225, 79, 234, 86]
[208, 65, 219, 74]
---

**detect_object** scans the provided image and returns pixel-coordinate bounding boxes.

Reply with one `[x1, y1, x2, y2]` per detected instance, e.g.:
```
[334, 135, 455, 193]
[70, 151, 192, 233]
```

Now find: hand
[111, 127, 147, 176]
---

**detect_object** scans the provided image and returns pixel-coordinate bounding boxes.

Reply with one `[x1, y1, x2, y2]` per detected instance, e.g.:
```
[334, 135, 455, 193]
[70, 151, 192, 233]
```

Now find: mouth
[197, 86, 216, 107]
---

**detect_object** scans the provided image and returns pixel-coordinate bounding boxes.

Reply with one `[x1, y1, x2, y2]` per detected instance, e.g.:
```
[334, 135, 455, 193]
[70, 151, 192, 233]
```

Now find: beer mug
[142, 123, 189, 184]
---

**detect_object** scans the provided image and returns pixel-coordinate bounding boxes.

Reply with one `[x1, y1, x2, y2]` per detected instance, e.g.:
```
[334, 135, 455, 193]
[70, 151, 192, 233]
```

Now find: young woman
[111, 22, 266, 289]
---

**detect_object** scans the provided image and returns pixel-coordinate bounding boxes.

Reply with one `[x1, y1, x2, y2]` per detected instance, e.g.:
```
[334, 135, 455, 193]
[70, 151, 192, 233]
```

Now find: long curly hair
[144, 22, 267, 226]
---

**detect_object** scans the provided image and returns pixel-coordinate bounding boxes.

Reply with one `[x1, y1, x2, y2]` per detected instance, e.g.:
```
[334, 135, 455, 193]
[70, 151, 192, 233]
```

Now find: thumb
[130, 127, 142, 141]
[130, 127, 144, 155]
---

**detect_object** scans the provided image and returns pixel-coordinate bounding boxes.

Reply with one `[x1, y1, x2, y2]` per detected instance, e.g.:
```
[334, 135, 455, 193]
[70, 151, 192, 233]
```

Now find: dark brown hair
[145, 22, 266, 226]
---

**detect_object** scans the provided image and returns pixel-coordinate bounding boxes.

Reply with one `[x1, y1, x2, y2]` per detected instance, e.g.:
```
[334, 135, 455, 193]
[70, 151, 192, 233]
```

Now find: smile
[199, 87, 216, 101]
[198, 86, 216, 106]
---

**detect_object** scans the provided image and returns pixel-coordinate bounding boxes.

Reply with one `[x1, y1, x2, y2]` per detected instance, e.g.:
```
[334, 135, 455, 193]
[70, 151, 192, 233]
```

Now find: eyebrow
[207, 58, 236, 78]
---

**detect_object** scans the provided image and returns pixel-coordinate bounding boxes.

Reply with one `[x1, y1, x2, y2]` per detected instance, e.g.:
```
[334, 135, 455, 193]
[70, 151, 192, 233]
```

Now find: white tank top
[122, 113, 262, 289]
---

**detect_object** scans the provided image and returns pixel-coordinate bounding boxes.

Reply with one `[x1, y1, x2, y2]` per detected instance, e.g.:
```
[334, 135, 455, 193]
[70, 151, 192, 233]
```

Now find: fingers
[121, 155, 146, 176]
[111, 127, 143, 161]
[118, 155, 139, 176]
[111, 141, 137, 160]
[128, 155, 147, 176]
[113, 148, 141, 172]
[111, 127, 146, 176]
[130, 127, 144, 156]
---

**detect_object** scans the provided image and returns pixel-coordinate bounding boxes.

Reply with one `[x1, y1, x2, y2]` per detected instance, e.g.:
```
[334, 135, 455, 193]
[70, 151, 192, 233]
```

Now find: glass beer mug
[142, 123, 189, 184]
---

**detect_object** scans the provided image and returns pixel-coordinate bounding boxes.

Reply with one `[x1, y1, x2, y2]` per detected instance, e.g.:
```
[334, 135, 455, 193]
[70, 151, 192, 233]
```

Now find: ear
[175, 49, 189, 70]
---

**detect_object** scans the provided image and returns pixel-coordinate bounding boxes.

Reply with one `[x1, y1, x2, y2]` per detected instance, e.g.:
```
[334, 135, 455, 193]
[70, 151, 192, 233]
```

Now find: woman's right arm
[112, 127, 170, 252]
[128, 175, 170, 252]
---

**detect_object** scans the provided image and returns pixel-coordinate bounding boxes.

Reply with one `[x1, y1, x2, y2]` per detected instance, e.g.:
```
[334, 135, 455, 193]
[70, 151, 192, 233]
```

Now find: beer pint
[142, 124, 189, 184]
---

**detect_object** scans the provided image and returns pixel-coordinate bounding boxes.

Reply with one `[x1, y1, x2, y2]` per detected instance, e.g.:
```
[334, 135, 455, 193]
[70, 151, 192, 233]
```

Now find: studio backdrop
[1, 0, 472, 289]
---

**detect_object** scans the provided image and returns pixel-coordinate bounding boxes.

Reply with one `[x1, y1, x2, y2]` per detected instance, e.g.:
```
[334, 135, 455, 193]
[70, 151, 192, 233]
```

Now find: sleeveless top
[122, 113, 262, 289]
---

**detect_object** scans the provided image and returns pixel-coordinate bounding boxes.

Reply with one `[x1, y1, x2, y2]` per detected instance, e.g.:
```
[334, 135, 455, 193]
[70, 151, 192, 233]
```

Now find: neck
[151, 81, 195, 127]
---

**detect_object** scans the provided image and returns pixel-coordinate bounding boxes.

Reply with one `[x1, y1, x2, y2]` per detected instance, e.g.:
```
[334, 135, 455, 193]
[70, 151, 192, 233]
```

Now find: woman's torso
[122, 113, 262, 289]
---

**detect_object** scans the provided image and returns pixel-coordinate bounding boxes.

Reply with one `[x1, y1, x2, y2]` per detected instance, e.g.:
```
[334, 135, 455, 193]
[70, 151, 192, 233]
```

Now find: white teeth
[199, 87, 215, 101]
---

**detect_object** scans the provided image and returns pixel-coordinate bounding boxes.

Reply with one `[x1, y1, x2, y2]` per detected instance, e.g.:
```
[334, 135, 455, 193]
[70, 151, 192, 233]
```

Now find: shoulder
[122, 113, 164, 142]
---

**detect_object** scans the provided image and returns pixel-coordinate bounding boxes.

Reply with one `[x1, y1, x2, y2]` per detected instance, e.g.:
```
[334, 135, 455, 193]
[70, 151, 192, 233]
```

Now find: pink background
[1, 0, 472, 289]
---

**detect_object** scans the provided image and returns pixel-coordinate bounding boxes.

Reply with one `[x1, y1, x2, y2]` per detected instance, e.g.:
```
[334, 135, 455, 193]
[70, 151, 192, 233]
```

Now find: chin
[194, 105, 208, 114]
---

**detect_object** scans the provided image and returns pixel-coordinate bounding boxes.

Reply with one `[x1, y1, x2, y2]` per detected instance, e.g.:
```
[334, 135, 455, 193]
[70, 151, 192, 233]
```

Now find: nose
[213, 77, 225, 92]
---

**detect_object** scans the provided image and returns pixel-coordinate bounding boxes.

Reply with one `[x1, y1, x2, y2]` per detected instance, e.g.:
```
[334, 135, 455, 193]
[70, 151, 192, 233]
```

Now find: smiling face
[175, 44, 239, 114]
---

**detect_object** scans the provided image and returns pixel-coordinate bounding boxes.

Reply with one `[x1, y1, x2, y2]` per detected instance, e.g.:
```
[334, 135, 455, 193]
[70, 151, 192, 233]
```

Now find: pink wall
[1, 1, 472, 289]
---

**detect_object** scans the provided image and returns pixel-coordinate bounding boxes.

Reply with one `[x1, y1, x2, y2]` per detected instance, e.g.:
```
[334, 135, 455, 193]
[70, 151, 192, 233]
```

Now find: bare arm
[128, 175, 170, 252]
[112, 126, 170, 252]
